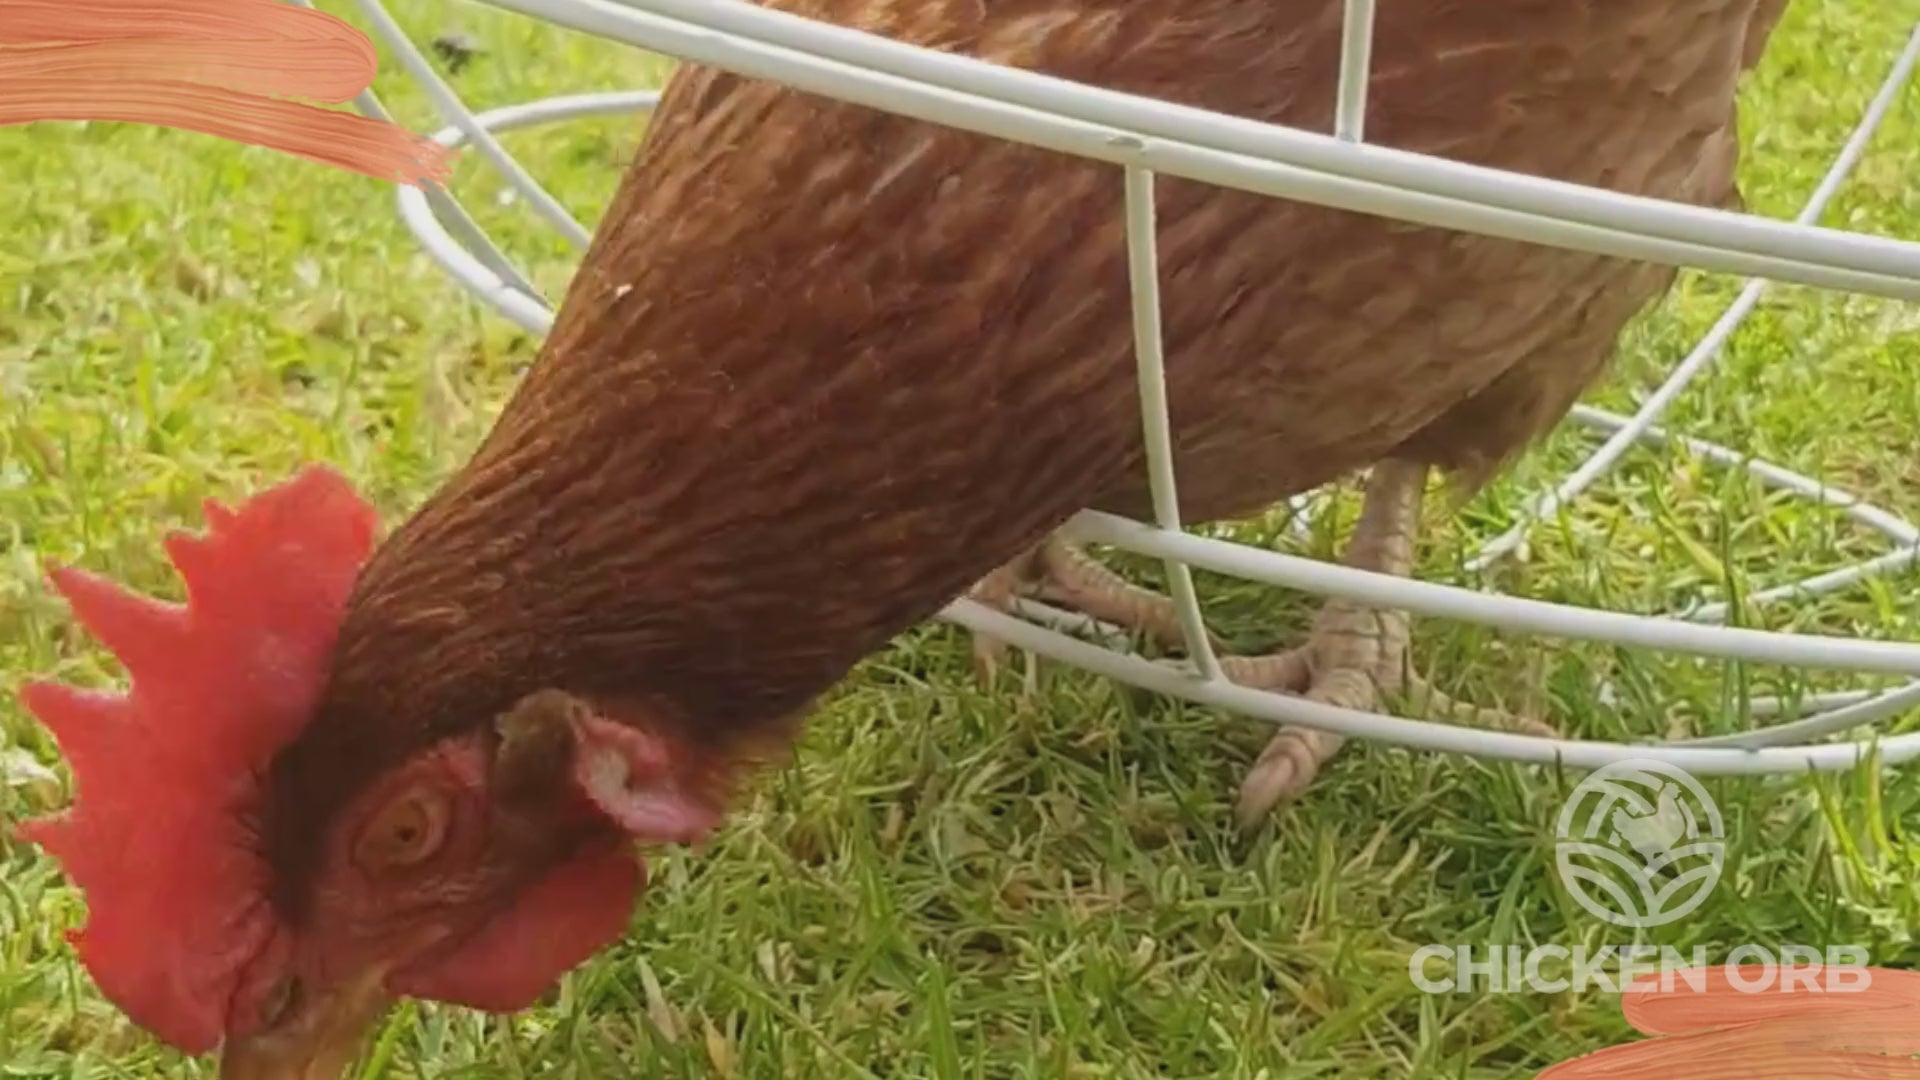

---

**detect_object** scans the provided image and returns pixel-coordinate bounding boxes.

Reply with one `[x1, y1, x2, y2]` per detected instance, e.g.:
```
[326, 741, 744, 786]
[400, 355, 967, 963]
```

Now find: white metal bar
[395, 93, 665, 334]
[1066, 512, 1920, 677]
[1122, 167, 1223, 680]
[1559, 404, 1920, 624]
[1691, 545, 1920, 623]
[1291, 0, 1376, 543]
[469, 0, 1920, 299]
[1333, 0, 1376, 142]
[1020, 563, 1917, 754]
[941, 598, 1920, 775]
[1467, 21, 1920, 571]
[351, 0, 595, 249]
[1679, 681, 1920, 749]
[1567, 405, 1920, 547]
[1743, 688, 1882, 720]
[590, 0, 1920, 286]
[292, 0, 548, 303]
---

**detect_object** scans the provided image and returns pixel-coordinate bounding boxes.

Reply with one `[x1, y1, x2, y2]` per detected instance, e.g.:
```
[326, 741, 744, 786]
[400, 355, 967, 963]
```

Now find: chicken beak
[217, 971, 391, 1080]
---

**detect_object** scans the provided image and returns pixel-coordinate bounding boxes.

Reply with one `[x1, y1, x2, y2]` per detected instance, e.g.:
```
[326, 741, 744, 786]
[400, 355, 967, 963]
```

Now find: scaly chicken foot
[1227, 459, 1555, 829]
[965, 533, 1218, 682]
[964, 460, 1553, 826]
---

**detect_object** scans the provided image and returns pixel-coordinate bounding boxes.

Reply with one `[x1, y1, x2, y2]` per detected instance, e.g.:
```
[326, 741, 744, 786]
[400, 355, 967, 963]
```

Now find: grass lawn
[6, 1, 1920, 1076]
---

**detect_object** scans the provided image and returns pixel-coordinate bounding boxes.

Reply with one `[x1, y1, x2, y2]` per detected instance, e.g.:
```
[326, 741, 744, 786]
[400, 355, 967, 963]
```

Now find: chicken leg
[964, 458, 1553, 826]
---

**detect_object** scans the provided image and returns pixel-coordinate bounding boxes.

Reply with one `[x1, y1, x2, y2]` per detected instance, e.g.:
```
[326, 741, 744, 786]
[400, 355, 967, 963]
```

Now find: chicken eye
[355, 788, 452, 871]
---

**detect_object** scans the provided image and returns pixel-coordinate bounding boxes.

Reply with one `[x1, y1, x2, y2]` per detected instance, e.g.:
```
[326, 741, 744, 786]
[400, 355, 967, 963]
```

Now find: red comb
[16, 466, 378, 1054]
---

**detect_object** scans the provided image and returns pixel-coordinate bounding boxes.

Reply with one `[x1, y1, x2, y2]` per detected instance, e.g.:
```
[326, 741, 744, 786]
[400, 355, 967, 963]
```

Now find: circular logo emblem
[1554, 759, 1725, 929]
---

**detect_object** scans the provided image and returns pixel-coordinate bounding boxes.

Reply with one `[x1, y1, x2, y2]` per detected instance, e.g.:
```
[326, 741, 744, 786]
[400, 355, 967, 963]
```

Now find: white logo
[1554, 759, 1725, 929]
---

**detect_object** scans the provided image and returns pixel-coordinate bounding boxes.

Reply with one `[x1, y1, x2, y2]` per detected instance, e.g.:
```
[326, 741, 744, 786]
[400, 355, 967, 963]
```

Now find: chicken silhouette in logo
[1610, 785, 1690, 877]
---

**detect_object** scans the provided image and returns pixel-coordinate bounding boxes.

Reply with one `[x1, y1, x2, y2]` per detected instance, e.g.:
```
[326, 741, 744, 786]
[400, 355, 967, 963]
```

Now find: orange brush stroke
[0, 0, 453, 186]
[1538, 966, 1920, 1079]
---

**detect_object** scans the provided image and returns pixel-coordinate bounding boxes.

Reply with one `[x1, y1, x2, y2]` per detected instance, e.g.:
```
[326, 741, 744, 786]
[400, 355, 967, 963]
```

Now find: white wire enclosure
[335, 0, 1920, 777]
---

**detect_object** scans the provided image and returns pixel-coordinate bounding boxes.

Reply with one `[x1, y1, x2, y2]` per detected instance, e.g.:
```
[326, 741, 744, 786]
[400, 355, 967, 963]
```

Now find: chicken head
[16, 468, 720, 1075]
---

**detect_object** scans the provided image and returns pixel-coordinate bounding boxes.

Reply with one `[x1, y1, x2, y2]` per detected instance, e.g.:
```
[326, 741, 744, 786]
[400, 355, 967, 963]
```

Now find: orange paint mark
[1538, 966, 1920, 1078]
[0, 0, 453, 186]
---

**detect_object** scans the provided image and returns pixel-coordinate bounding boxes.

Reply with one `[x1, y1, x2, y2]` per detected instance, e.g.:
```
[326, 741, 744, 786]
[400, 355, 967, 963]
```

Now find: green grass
[6, 1, 1920, 1076]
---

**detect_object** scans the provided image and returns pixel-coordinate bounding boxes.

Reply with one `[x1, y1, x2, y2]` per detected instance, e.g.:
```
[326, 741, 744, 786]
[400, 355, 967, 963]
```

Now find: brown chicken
[19, 0, 1789, 1074]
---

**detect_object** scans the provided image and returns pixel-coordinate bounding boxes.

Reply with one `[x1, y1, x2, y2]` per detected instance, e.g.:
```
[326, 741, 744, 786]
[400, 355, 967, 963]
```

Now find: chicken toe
[1226, 459, 1555, 829]
[964, 533, 1222, 683]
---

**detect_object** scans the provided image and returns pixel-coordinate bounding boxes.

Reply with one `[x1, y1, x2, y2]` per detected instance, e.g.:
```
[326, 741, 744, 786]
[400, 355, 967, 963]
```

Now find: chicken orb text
[1409, 943, 1874, 995]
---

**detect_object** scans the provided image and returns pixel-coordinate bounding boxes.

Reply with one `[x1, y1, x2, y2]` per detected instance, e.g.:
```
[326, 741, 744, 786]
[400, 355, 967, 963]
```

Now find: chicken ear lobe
[386, 838, 641, 1012]
[494, 689, 724, 847]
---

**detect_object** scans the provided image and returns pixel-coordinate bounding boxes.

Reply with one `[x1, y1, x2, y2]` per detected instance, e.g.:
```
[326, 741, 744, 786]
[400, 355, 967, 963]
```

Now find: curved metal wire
[369, 0, 1920, 775]
[1469, 23, 1920, 573]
